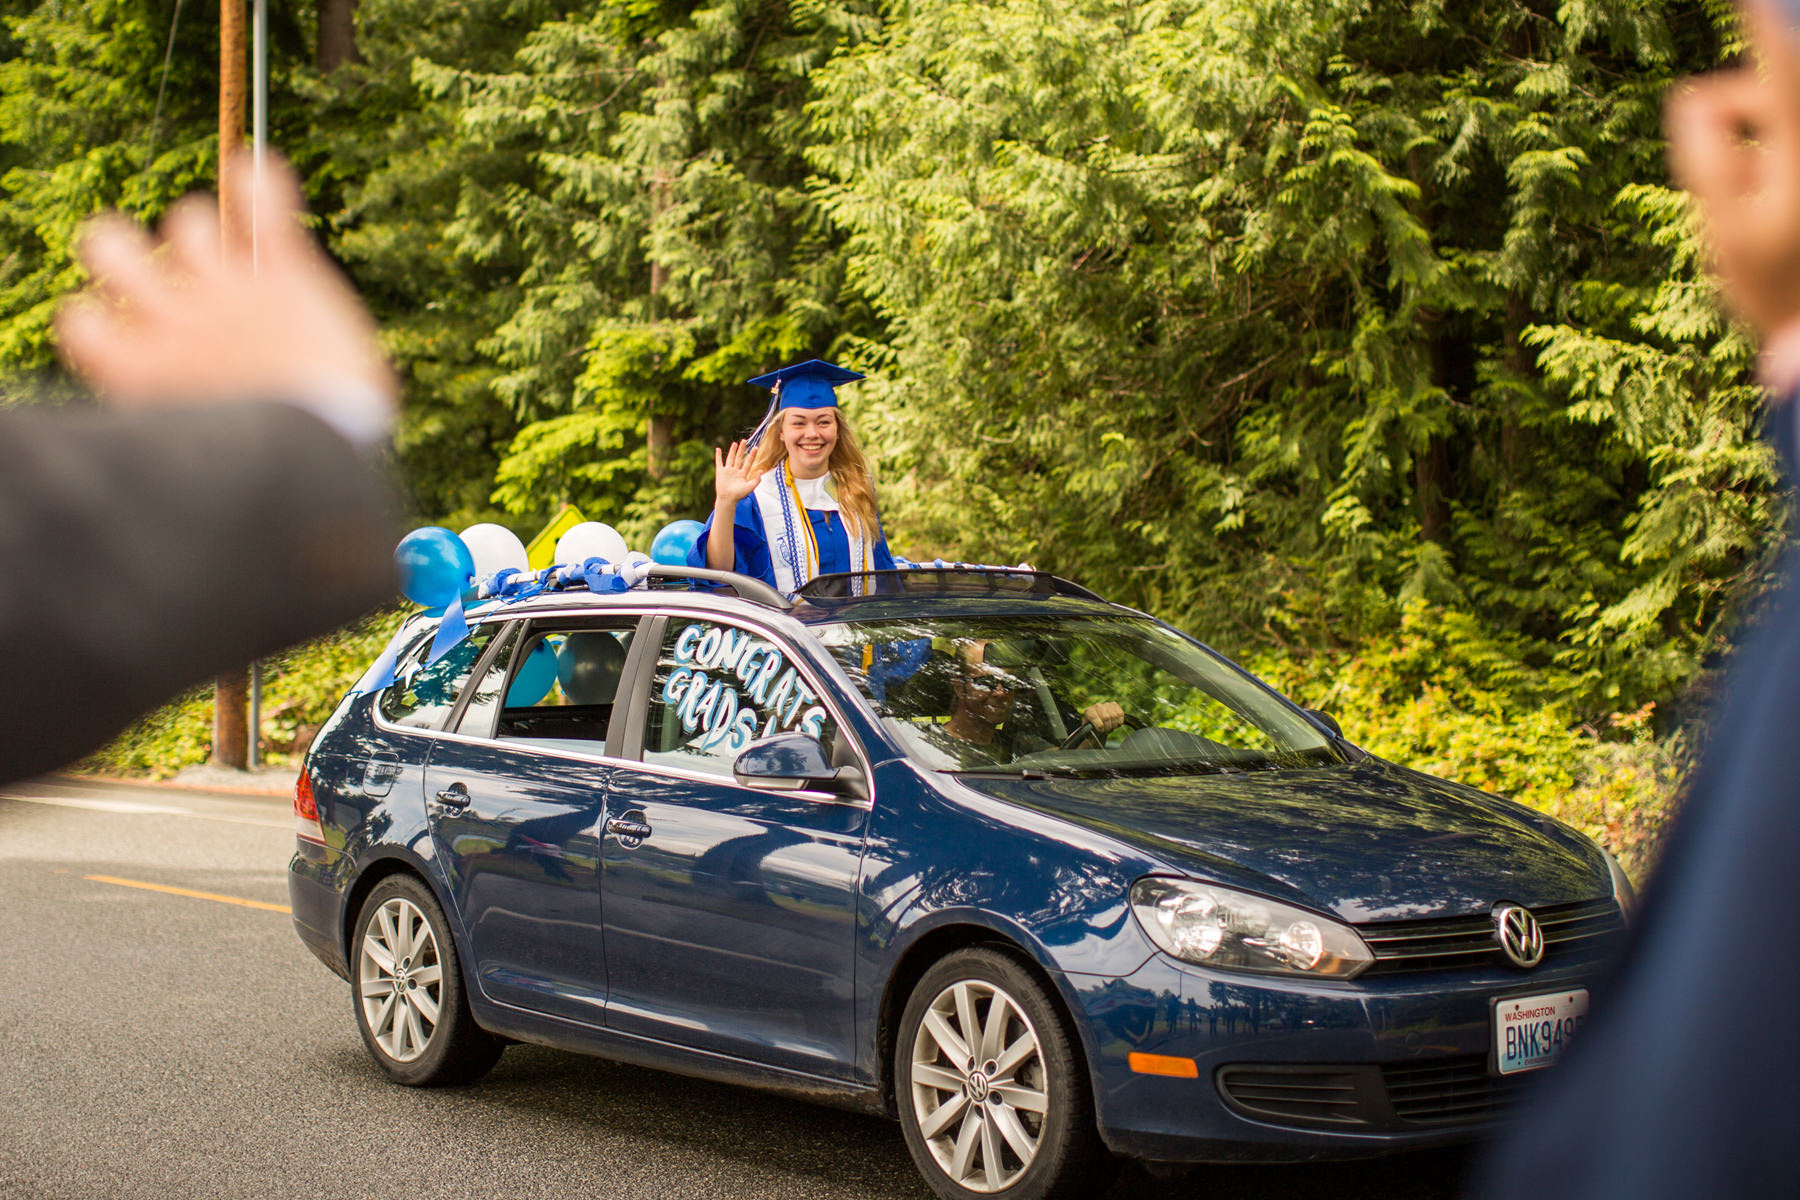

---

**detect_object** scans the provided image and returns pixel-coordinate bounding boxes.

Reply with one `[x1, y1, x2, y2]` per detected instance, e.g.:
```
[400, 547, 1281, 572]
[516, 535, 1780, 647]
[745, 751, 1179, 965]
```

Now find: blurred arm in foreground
[1477, 4, 1800, 1197]
[0, 156, 397, 786]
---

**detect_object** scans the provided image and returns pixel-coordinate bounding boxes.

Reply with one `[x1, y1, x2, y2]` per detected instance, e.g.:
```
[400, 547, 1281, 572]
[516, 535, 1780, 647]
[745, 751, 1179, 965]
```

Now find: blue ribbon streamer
[579, 558, 629, 594]
[426, 590, 470, 663]
[488, 567, 552, 603]
[353, 638, 405, 695]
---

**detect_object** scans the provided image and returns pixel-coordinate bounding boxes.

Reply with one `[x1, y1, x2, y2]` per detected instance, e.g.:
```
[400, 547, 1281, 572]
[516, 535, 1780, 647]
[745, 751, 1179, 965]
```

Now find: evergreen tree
[426, 0, 882, 544]
[0, 0, 220, 374]
[810, 0, 1770, 717]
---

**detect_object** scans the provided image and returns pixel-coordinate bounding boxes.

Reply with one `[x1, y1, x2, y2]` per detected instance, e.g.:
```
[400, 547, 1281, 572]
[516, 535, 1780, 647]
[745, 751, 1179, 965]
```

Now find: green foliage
[812, 0, 1771, 724]
[7, 0, 1784, 867]
[81, 683, 215, 779]
[1255, 601, 1683, 881]
[0, 0, 218, 370]
[81, 608, 408, 778]
[419, 0, 882, 542]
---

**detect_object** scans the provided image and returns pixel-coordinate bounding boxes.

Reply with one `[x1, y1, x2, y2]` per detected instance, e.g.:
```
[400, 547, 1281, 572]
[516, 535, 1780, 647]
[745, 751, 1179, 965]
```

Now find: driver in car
[926, 639, 1124, 764]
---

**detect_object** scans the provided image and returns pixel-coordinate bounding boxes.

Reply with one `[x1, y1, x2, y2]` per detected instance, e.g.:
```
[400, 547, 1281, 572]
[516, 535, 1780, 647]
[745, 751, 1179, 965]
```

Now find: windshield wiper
[945, 766, 1053, 779]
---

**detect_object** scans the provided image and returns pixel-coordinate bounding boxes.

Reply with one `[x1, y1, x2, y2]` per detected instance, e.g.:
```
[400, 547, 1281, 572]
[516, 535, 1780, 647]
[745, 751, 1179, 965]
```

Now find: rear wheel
[895, 948, 1109, 1200]
[351, 874, 501, 1086]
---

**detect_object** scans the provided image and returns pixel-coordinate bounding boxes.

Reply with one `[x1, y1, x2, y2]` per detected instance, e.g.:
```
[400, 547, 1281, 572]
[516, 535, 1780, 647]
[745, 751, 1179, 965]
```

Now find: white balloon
[459, 523, 529, 580]
[555, 521, 630, 566]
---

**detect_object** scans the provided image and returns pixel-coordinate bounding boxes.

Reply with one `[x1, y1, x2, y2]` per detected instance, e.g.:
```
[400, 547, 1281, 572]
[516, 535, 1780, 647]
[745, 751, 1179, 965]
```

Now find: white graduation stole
[753, 461, 873, 596]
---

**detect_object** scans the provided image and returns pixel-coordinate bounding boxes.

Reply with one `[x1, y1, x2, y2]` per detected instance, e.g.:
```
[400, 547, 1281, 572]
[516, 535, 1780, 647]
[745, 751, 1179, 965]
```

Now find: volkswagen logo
[1493, 903, 1545, 968]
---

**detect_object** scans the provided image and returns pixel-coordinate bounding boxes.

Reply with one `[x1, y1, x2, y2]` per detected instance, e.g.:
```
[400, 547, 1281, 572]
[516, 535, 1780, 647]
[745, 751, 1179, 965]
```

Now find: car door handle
[435, 782, 471, 809]
[605, 812, 652, 847]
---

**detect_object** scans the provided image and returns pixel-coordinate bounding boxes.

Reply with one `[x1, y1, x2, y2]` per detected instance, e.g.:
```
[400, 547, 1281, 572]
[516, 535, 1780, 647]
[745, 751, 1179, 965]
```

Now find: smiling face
[780, 408, 838, 479]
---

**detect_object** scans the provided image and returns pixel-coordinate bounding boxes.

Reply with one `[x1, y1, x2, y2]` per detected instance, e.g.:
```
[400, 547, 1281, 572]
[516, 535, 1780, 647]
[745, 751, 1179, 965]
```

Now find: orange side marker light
[1128, 1052, 1199, 1078]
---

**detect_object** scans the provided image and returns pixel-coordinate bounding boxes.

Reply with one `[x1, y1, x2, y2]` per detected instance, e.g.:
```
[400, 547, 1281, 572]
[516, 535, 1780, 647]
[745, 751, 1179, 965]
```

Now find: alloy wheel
[908, 978, 1050, 1193]
[358, 896, 444, 1063]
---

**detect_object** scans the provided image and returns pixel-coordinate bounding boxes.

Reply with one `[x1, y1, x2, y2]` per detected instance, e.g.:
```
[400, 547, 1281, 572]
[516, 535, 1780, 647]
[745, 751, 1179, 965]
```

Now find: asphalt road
[0, 777, 1476, 1200]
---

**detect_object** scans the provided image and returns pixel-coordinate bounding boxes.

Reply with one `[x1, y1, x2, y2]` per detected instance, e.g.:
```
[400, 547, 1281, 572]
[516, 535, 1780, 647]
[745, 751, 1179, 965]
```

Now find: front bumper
[1072, 951, 1608, 1163]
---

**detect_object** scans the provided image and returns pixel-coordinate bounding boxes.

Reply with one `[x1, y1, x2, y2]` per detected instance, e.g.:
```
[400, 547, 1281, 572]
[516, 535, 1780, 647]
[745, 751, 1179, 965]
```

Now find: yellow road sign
[525, 505, 587, 570]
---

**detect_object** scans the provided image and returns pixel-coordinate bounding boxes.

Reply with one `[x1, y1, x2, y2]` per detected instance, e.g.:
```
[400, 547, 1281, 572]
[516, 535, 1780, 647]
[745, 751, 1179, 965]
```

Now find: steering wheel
[1059, 712, 1146, 750]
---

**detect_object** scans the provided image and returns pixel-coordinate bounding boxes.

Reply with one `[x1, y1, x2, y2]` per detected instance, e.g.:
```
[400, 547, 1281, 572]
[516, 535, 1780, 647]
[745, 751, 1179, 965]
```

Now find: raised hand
[714, 440, 764, 507]
[1665, 1, 1800, 339]
[56, 152, 396, 428]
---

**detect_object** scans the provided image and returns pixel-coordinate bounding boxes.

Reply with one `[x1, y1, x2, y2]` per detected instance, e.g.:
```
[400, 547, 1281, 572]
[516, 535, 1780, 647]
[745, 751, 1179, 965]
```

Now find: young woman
[688, 359, 896, 594]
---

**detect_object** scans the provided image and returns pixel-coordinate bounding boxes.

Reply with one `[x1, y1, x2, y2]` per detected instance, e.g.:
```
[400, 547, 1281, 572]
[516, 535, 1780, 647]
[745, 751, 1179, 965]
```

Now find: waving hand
[714, 440, 764, 506]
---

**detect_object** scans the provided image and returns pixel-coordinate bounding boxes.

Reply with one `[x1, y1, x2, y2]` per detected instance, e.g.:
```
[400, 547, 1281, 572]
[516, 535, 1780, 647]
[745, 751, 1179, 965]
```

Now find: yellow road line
[83, 874, 291, 914]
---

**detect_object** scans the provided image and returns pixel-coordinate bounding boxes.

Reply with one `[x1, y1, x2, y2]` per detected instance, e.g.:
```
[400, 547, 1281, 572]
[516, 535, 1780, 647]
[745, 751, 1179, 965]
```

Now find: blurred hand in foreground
[1667, 2, 1800, 344]
[55, 153, 396, 435]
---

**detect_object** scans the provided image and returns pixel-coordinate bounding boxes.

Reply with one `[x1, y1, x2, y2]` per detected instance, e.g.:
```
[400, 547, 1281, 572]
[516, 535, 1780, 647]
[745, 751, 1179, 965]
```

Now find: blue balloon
[396, 527, 475, 609]
[651, 519, 707, 566]
[506, 640, 558, 708]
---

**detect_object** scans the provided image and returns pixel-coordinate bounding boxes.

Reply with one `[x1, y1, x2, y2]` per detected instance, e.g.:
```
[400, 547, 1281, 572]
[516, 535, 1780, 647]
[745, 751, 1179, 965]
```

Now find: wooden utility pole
[646, 168, 673, 480]
[212, 0, 249, 769]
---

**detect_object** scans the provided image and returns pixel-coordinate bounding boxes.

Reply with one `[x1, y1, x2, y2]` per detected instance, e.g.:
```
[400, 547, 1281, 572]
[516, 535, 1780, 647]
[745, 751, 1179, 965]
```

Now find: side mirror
[734, 733, 868, 800]
[1303, 708, 1343, 739]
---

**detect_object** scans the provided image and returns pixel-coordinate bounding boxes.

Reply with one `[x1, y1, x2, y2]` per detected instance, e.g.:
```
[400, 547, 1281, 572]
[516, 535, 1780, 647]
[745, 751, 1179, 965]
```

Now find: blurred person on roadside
[1478, 4, 1800, 1195]
[0, 156, 396, 786]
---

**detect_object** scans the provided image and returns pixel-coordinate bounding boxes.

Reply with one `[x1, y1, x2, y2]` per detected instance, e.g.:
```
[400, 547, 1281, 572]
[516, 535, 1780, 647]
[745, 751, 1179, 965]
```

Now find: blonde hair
[749, 408, 881, 540]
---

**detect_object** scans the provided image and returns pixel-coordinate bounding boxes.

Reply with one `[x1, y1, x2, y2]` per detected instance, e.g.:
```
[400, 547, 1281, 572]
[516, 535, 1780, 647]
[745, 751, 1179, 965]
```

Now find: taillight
[295, 768, 326, 846]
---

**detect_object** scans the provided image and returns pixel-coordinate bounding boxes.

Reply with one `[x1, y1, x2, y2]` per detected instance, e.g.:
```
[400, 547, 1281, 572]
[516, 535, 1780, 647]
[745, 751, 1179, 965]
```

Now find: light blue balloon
[396, 527, 475, 609]
[651, 519, 707, 566]
[506, 641, 558, 708]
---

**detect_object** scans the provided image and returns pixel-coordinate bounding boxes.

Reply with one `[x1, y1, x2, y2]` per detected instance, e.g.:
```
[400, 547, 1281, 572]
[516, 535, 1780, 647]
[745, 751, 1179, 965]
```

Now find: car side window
[450, 623, 521, 738]
[378, 624, 501, 731]
[488, 623, 636, 755]
[644, 618, 839, 778]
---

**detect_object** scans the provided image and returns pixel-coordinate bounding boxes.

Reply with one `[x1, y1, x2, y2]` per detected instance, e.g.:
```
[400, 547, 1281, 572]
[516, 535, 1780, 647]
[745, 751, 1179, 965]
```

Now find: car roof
[445, 568, 1139, 636]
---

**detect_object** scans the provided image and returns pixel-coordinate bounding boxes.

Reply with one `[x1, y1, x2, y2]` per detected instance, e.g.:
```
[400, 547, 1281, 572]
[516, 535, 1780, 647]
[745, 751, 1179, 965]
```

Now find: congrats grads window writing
[645, 619, 837, 777]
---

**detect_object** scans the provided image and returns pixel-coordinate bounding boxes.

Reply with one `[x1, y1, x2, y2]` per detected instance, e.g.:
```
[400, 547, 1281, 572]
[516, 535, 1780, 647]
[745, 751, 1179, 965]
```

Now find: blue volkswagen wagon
[289, 566, 1631, 1200]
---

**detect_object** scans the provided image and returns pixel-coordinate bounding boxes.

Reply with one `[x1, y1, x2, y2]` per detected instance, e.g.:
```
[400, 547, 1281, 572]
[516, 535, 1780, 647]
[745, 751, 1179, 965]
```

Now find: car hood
[955, 759, 1608, 922]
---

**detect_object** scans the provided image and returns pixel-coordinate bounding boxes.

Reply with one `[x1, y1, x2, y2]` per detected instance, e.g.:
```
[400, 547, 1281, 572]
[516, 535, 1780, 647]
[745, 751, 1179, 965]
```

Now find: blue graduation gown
[686, 493, 896, 590]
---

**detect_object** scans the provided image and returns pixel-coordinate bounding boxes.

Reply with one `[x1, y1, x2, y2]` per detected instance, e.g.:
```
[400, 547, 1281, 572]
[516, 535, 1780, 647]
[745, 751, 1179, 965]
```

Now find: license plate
[1493, 989, 1589, 1075]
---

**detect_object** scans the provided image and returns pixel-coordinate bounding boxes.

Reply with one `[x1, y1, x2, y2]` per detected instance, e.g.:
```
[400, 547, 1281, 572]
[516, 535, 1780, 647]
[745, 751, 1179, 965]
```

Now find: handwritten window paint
[645, 620, 834, 775]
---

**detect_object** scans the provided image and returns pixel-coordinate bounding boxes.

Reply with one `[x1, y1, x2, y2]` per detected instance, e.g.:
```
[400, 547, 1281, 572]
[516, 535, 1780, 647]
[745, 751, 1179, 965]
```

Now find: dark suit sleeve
[1475, 551, 1800, 1199]
[0, 402, 397, 784]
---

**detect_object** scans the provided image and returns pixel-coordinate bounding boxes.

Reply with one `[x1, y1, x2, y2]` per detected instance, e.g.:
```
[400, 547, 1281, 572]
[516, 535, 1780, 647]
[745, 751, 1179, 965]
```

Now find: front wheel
[895, 948, 1109, 1200]
[351, 874, 501, 1086]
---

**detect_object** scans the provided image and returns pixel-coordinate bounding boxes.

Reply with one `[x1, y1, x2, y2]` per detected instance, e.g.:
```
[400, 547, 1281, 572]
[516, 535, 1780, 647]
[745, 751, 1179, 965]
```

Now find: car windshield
[815, 615, 1344, 777]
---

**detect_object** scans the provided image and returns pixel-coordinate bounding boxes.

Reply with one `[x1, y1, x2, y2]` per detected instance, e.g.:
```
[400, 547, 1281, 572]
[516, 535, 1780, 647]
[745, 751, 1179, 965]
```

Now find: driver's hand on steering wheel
[1082, 702, 1125, 737]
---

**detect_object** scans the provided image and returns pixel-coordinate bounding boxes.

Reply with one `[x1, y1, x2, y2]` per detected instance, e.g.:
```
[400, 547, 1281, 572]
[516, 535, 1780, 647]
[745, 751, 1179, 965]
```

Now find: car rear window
[378, 624, 502, 731]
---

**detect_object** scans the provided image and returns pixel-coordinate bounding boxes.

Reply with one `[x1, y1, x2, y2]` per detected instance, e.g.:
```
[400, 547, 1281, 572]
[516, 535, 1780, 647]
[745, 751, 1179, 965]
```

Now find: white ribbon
[753, 463, 872, 595]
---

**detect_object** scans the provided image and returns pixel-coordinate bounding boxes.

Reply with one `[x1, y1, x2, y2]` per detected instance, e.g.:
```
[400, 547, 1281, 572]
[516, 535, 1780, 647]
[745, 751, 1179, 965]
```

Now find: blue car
[289, 565, 1631, 1200]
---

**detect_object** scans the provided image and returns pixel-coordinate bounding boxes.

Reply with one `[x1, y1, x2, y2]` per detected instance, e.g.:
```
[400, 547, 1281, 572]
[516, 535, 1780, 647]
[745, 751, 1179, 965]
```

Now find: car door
[423, 615, 646, 1026]
[600, 613, 870, 1079]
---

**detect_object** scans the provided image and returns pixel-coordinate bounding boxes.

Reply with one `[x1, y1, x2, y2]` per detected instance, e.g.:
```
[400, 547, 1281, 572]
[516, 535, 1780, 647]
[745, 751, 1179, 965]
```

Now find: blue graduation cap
[745, 359, 865, 446]
[748, 359, 865, 410]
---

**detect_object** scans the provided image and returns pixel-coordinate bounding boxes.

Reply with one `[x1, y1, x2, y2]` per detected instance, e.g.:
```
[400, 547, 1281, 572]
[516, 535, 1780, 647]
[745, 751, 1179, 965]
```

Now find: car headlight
[1129, 877, 1374, 978]
[1601, 847, 1636, 923]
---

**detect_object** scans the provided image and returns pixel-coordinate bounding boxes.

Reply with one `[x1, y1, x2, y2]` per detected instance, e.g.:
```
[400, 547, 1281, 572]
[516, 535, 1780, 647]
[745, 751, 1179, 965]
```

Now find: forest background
[0, 0, 1778, 879]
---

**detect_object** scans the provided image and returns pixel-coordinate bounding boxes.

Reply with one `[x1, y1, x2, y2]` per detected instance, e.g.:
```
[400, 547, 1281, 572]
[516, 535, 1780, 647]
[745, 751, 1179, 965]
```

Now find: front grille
[1214, 1065, 1372, 1127]
[1358, 898, 1624, 975]
[1218, 1055, 1533, 1132]
[1381, 1055, 1526, 1125]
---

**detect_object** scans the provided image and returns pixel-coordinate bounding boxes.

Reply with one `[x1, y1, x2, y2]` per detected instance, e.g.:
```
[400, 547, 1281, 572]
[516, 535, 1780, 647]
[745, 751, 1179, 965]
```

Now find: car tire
[895, 947, 1111, 1200]
[351, 874, 502, 1087]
